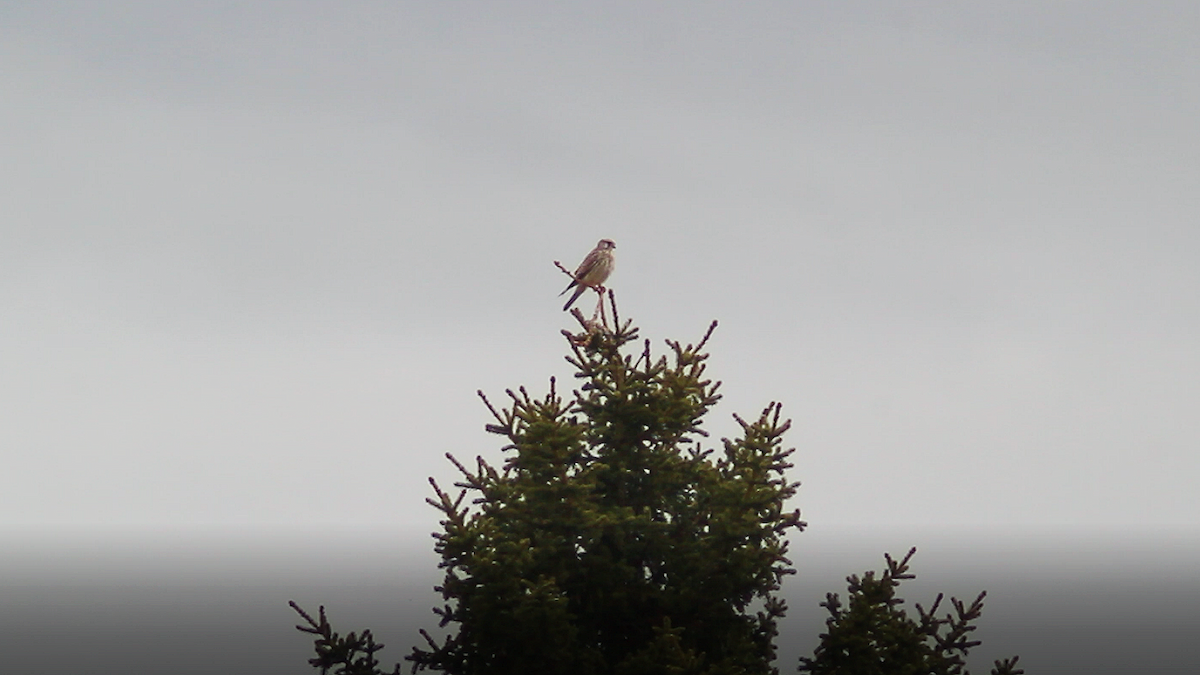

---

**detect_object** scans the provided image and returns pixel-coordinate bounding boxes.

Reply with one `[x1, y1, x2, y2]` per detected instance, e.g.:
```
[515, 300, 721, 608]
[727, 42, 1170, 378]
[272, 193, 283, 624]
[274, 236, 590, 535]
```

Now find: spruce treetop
[407, 294, 805, 675]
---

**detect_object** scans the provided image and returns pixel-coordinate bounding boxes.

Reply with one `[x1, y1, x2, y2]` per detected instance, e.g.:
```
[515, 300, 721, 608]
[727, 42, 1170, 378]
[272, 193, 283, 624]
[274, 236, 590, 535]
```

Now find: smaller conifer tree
[798, 548, 1022, 675]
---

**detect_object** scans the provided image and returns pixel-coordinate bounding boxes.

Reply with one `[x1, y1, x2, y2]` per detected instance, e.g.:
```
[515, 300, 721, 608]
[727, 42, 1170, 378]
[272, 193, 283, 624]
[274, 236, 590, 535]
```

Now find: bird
[561, 239, 616, 311]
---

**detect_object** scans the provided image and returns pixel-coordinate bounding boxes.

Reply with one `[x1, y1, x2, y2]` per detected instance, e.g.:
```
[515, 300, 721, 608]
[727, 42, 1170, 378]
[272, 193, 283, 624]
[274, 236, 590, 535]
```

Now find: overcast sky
[3, 2, 1198, 536]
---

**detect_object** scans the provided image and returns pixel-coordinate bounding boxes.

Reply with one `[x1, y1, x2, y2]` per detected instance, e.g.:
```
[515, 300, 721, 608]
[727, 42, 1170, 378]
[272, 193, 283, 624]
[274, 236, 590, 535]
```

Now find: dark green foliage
[405, 304, 805, 674]
[798, 548, 1022, 675]
[290, 601, 401, 675]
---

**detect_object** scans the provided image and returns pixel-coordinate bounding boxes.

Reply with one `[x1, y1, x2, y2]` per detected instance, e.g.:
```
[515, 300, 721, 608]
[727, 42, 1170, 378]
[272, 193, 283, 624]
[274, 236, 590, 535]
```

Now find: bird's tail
[562, 285, 587, 311]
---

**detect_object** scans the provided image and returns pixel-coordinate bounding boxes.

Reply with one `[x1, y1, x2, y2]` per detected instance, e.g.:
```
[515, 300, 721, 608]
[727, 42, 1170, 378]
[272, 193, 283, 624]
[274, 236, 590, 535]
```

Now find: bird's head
[598, 239, 616, 250]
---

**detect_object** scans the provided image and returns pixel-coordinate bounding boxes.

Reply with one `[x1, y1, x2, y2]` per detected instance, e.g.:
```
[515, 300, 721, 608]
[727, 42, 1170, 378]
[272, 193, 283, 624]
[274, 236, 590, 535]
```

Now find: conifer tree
[404, 298, 805, 674]
[798, 548, 1022, 675]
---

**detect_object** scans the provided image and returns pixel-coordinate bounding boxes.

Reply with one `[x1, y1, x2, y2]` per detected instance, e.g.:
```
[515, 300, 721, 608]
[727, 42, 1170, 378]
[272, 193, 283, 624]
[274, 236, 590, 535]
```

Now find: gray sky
[3, 1, 1198, 534]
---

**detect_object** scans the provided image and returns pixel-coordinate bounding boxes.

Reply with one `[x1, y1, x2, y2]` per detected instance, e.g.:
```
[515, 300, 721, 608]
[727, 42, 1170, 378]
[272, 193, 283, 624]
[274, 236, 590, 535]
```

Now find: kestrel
[561, 238, 616, 311]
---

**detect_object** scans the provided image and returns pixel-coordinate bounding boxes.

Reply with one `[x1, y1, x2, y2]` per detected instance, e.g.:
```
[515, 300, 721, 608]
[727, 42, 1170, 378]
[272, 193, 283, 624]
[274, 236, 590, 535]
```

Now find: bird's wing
[573, 249, 602, 282]
[560, 248, 600, 295]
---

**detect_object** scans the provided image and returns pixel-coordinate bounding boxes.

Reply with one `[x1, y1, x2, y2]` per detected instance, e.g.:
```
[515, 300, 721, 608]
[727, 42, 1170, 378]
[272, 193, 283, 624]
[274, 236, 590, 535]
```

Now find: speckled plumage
[561, 239, 616, 311]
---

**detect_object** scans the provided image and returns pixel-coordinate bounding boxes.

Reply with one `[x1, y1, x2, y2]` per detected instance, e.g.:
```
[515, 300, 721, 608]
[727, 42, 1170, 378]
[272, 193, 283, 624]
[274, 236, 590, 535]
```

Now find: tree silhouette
[405, 298, 804, 674]
[799, 548, 1022, 675]
[291, 296, 1019, 674]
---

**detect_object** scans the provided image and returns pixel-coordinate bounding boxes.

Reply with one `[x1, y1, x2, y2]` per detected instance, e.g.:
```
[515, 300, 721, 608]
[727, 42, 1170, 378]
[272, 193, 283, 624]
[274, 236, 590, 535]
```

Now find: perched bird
[561, 238, 616, 311]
